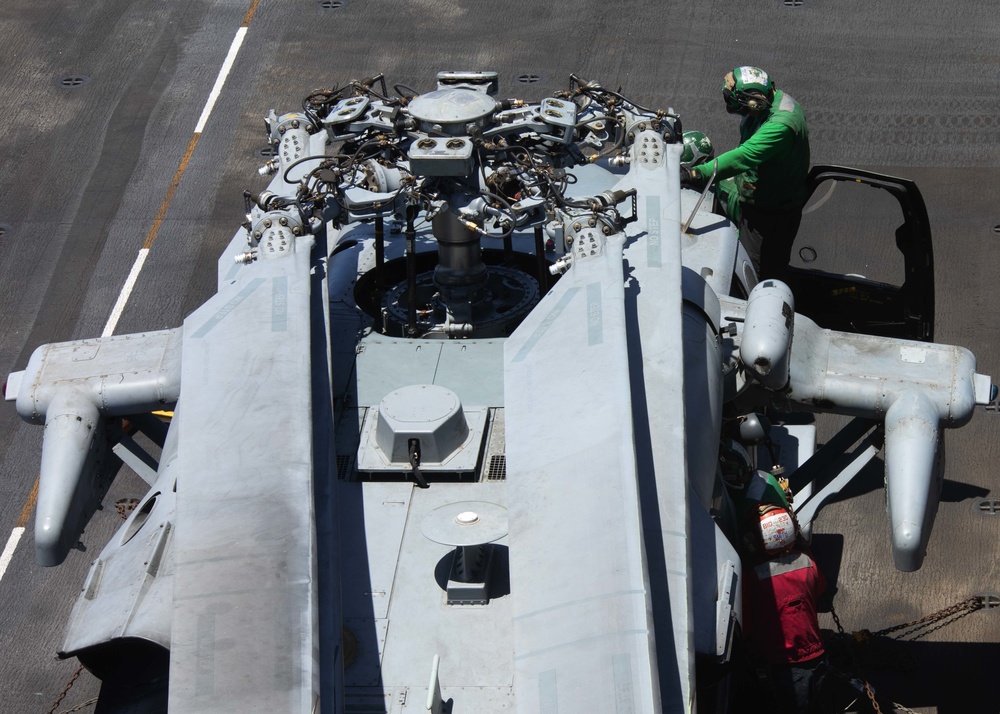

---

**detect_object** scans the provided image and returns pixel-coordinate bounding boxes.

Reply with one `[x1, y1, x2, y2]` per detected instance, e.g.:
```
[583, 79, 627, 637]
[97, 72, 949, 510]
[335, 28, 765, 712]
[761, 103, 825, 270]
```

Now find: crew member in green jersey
[682, 66, 810, 280]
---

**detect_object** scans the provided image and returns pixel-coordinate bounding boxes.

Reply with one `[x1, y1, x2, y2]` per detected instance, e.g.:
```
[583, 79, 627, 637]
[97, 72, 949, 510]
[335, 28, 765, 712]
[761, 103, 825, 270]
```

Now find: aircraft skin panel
[788, 318, 982, 425]
[168, 240, 320, 713]
[505, 235, 659, 713]
[356, 335, 505, 409]
[60, 455, 178, 655]
[339, 481, 412, 621]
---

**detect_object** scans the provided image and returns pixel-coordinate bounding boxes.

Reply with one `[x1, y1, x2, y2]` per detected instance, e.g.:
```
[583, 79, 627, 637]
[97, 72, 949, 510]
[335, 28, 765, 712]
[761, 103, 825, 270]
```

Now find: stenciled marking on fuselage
[191, 278, 265, 338]
[646, 196, 661, 267]
[587, 281, 603, 346]
[538, 669, 558, 714]
[272, 275, 288, 332]
[613, 653, 636, 714]
[224, 260, 242, 282]
[511, 287, 579, 362]
[195, 611, 216, 696]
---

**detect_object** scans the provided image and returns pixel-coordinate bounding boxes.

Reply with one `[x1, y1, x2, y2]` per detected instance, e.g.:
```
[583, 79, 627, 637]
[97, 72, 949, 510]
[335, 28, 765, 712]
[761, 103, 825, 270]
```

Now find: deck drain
[799, 246, 817, 263]
[516, 73, 542, 84]
[486, 454, 506, 481]
[973, 498, 1000, 515]
[58, 75, 92, 88]
[318, 0, 345, 8]
[783, 0, 803, 5]
[259, 146, 277, 158]
[0, 224, 10, 239]
[993, 224, 1000, 234]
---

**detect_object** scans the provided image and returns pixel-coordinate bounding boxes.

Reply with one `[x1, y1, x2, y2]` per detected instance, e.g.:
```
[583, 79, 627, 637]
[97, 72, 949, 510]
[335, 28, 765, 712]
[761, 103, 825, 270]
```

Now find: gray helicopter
[5, 71, 994, 712]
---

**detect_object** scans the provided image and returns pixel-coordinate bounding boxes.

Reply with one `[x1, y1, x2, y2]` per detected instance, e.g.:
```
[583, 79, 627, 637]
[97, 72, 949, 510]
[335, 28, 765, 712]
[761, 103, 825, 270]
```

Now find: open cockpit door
[782, 165, 934, 342]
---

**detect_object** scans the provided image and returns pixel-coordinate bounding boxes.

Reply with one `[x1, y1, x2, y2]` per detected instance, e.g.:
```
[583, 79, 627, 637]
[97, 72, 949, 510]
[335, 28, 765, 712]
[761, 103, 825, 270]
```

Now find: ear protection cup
[740, 90, 770, 111]
[723, 87, 772, 114]
[723, 67, 775, 114]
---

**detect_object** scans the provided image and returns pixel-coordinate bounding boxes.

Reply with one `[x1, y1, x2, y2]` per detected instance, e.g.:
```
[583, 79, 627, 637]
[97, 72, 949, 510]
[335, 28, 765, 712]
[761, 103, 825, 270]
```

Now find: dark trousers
[739, 204, 803, 281]
[768, 655, 833, 714]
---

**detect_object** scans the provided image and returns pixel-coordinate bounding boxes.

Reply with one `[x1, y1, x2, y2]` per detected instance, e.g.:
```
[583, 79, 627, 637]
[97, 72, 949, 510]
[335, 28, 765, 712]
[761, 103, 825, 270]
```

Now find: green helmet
[681, 131, 714, 167]
[724, 66, 774, 114]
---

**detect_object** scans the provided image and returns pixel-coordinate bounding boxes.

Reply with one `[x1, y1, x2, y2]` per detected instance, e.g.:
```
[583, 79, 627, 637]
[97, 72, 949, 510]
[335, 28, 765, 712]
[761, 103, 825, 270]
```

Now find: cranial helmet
[758, 503, 796, 554]
[724, 66, 775, 114]
[681, 131, 715, 168]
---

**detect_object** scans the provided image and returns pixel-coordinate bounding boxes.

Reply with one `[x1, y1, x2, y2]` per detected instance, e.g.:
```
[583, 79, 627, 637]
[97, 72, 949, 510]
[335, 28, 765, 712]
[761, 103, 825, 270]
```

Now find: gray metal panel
[355, 337, 445, 407]
[169, 241, 319, 713]
[339, 478, 515, 710]
[505, 235, 659, 712]
[618, 141, 695, 706]
[432, 339, 506, 407]
[375, 482, 513, 696]
[339, 481, 412, 621]
[356, 336, 506, 408]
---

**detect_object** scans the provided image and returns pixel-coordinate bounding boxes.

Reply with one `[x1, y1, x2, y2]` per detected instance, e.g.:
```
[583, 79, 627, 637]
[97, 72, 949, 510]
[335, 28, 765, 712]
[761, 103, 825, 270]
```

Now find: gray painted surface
[170, 244, 319, 711]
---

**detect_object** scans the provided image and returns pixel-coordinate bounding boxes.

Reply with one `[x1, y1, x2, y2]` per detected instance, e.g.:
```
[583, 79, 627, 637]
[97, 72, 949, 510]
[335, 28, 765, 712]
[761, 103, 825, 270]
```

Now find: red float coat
[743, 550, 826, 665]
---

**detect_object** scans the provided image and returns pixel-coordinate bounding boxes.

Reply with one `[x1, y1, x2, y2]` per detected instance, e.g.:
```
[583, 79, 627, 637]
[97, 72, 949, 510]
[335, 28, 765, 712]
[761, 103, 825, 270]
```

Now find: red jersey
[743, 550, 826, 665]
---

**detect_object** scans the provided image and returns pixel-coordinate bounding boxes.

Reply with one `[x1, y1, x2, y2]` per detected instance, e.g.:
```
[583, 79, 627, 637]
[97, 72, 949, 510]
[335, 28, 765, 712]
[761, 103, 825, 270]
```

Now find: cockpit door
[782, 165, 934, 342]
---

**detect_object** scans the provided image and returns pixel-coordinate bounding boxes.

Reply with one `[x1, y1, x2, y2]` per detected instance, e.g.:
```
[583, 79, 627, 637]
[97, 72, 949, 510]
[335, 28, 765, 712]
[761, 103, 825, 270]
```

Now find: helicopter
[5, 70, 993, 712]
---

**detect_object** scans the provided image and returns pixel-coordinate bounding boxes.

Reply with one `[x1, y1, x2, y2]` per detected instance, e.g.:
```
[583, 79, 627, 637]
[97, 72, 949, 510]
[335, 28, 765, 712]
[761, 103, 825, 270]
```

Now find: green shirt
[696, 90, 810, 211]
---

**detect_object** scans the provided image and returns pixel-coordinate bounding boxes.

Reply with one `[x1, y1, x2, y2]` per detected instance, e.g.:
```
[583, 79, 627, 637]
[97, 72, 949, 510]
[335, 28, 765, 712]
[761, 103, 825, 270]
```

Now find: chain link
[47, 665, 84, 714]
[829, 600, 884, 713]
[873, 595, 983, 640]
[114, 498, 140, 521]
[57, 697, 97, 714]
[829, 595, 986, 713]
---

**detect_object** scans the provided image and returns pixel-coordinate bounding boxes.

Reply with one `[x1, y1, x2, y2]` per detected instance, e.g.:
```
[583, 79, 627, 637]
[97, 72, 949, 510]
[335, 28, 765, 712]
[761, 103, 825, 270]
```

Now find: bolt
[279, 126, 286, 134]
[279, 216, 288, 226]
[603, 226, 612, 235]
[292, 226, 302, 235]
[588, 218, 596, 227]
[292, 119, 300, 128]
[572, 222, 582, 231]
[263, 219, 272, 228]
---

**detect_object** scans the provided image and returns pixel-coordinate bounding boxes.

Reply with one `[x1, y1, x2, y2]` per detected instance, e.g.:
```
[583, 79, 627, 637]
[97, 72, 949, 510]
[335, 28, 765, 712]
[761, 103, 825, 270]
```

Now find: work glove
[680, 166, 706, 190]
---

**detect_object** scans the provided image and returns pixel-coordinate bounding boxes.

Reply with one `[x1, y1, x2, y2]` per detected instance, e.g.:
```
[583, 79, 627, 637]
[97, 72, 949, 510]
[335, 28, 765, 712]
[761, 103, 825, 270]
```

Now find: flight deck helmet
[757, 503, 797, 554]
[680, 131, 715, 168]
[724, 66, 775, 115]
